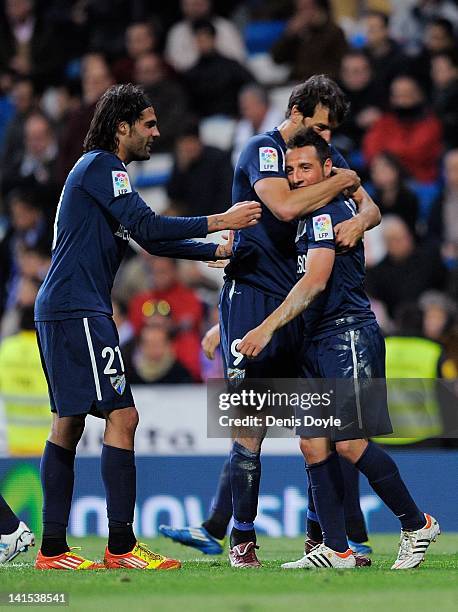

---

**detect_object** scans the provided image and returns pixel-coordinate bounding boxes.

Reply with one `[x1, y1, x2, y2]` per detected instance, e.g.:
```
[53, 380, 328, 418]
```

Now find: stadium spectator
[123, 324, 194, 385]
[182, 20, 254, 119]
[112, 299, 135, 347]
[165, 0, 246, 72]
[112, 21, 159, 84]
[419, 290, 456, 341]
[334, 50, 382, 155]
[231, 84, 284, 166]
[366, 216, 447, 318]
[68, 0, 146, 60]
[391, 0, 458, 54]
[134, 52, 190, 152]
[363, 75, 443, 182]
[409, 17, 457, 95]
[167, 121, 233, 216]
[0, 302, 51, 456]
[431, 49, 458, 150]
[1, 77, 35, 171]
[271, 0, 348, 81]
[0, 70, 15, 151]
[380, 302, 446, 446]
[128, 256, 204, 380]
[362, 11, 407, 103]
[0, 188, 52, 318]
[369, 152, 419, 233]
[0, 0, 81, 89]
[57, 53, 114, 182]
[427, 148, 458, 261]
[2, 112, 59, 201]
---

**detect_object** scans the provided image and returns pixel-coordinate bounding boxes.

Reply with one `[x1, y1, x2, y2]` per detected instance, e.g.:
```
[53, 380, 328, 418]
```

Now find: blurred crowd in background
[1, 0, 458, 390]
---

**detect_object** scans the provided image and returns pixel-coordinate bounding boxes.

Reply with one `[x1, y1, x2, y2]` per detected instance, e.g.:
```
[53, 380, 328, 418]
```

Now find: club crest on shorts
[110, 374, 126, 395]
[227, 367, 246, 387]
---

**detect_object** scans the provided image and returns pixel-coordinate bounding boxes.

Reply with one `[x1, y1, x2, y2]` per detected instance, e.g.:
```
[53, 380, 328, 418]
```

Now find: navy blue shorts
[297, 322, 393, 440]
[219, 280, 303, 380]
[36, 315, 134, 418]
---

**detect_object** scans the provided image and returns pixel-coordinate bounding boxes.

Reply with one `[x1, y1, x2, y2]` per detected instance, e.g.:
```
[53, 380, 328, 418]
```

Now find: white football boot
[391, 513, 440, 570]
[0, 521, 35, 563]
[282, 542, 356, 569]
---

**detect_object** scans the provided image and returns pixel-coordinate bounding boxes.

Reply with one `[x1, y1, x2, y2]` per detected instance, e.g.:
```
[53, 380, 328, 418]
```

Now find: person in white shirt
[165, 0, 246, 72]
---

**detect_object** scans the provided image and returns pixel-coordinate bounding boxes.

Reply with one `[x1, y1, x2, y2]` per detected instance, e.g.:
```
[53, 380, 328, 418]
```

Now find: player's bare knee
[123, 407, 139, 435]
[335, 441, 358, 463]
[50, 414, 86, 450]
[336, 439, 367, 463]
[107, 406, 138, 435]
[300, 438, 329, 464]
[235, 436, 262, 453]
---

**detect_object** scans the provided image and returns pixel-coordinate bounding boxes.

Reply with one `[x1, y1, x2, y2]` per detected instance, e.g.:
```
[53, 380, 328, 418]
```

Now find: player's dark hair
[83, 83, 152, 153]
[286, 128, 330, 165]
[286, 75, 349, 126]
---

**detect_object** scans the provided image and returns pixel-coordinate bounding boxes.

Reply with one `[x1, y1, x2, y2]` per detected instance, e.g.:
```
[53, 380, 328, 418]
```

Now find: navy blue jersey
[35, 150, 217, 321]
[296, 196, 375, 339]
[226, 128, 349, 299]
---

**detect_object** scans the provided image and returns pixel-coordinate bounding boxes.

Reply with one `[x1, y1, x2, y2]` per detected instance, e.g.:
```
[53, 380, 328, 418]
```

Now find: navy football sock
[101, 444, 136, 554]
[340, 456, 368, 543]
[230, 441, 261, 547]
[202, 458, 232, 540]
[0, 494, 20, 535]
[306, 481, 323, 543]
[307, 452, 348, 553]
[40, 441, 75, 556]
[356, 442, 425, 531]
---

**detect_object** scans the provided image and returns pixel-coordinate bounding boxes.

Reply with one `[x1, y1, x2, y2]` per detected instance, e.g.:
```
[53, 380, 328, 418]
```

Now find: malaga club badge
[110, 374, 126, 395]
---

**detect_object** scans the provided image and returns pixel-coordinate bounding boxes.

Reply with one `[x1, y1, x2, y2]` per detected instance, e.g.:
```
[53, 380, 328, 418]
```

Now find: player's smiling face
[285, 146, 332, 189]
[122, 106, 160, 162]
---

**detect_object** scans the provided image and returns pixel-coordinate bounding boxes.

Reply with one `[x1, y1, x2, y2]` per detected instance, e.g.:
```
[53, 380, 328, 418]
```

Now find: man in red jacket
[363, 74, 443, 182]
[128, 256, 204, 380]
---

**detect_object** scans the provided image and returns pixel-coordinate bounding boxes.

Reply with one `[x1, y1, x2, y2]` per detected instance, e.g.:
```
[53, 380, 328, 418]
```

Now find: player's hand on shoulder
[201, 324, 221, 360]
[334, 215, 365, 250]
[237, 325, 273, 359]
[331, 167, 361, 196]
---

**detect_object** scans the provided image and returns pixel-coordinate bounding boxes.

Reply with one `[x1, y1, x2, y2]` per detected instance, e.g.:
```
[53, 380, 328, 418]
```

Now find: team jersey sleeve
[81, 152, 209, 241]
[238, 134, 286, 187]
[329, 144, 349, 169]
[306, 201, 350, 251]
[134, 237, 219, 261]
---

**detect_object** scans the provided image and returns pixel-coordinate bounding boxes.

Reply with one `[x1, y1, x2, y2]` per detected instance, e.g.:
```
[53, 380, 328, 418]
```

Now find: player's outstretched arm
[238, 248, 335, 358]
[82, 156, 261, 241]
[255, 169, 360, 222]
[334, 187, 381, 250]
[134, 229, 233, 262]
[134, 237, 221, 261]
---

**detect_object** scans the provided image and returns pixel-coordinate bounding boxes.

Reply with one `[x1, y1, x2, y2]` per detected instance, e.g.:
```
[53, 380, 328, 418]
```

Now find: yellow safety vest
[0, 331, 50, 456]
[374, 336, 443, 445]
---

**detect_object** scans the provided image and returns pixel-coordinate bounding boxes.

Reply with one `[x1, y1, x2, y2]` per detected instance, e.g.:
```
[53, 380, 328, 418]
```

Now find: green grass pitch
[0, 534, 457, 612]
